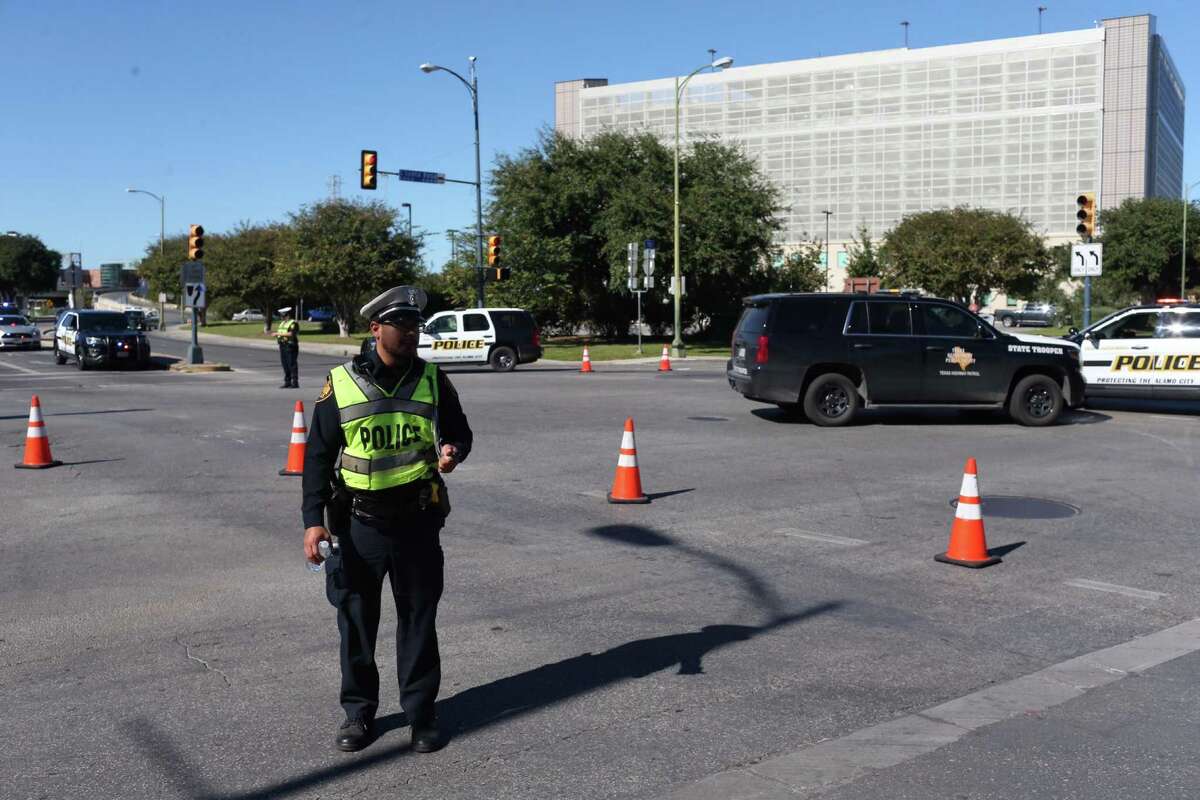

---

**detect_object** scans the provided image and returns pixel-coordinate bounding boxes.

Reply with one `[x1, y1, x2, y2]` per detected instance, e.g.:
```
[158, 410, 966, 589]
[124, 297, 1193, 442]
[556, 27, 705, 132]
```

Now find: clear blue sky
[2, 0, 1197, 271]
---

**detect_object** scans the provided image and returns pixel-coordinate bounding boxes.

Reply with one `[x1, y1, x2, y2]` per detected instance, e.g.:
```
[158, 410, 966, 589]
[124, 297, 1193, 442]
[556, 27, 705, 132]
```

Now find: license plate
[737, 347, 746, 358]
[732, 365, 749, 376]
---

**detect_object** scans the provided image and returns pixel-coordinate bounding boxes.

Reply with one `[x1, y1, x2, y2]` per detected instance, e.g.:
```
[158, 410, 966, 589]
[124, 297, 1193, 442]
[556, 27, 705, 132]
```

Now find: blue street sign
[397, 170, 446, 184]
[644, 239, 656, 251]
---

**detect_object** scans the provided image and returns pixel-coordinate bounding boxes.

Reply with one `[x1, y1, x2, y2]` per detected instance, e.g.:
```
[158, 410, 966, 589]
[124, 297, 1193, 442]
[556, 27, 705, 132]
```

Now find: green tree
[133, 234, 190, 302]
[880, 207, 1050, 303]
[206, 222, 293, 332]
[1098, 197, 1200, 302]
[769, 242, 825, 292]
[845, 223, 882, 279]
[484, 129, 781, 337]
[287, 199, 419, 337]
[0, 233, 62, 299]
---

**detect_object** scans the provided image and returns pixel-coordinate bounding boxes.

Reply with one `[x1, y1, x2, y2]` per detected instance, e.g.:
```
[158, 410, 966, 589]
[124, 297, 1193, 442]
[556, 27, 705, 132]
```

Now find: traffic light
[1076, 192, 1096, 239]
[487, 235, 502, 266]
[361, 150, 378, 190]
[187, 224, 205, 261]
[493, 267, 510, 281]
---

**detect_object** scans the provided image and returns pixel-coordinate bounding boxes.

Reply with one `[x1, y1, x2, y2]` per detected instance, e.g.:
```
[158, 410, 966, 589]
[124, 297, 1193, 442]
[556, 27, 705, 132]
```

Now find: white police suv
[1066, 300, 1200, 400]
[417, 308, 541, 372]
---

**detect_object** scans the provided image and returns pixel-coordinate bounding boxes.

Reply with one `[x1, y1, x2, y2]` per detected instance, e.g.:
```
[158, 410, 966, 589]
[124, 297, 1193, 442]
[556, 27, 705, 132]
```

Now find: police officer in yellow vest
[302, 285, 472, 754]
[274, 306, 300, 388]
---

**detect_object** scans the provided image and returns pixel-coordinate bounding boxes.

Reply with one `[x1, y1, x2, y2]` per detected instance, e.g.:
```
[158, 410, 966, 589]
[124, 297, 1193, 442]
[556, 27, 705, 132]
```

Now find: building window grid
[579, 43, 1103, 241]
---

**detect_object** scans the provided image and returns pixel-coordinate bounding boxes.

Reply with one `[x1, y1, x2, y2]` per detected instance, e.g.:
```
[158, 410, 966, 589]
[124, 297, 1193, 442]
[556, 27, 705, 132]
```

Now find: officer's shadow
[375, 602, 840, 740]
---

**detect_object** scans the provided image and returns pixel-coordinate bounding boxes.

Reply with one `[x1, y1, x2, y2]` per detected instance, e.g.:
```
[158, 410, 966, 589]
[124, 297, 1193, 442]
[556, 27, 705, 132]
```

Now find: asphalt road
[2, 340, 1198, 800]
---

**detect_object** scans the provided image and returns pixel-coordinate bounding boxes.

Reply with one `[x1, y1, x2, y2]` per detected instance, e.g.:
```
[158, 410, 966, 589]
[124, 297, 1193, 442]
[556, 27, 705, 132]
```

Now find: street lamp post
[126, 188, 166, 329]
[821, 210, 833, 291]
[673, 55, 734, 358]
[1183, 179, 1200, 298]
[421, 57, 485, 309]
[401, 203, 413, 237]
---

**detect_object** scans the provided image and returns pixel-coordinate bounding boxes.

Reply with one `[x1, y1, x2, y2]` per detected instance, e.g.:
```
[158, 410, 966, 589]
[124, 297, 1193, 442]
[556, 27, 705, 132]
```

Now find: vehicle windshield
[1, 315, 30, 326]
[79, 312, 133, 331]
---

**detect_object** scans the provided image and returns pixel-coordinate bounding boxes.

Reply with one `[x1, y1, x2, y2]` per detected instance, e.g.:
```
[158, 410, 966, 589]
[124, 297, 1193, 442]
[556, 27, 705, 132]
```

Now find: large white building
[555, 14, 1184, 292]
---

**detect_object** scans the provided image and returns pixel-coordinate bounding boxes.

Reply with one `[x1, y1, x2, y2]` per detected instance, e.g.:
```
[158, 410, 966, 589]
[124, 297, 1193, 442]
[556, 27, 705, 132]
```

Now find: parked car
[994, 302, 1057, 328]
[231, 308, 265, 322]
[54, 310, 150, 369]
[123, 308, 148, 331]
[306, 307, 336, 322]
[418, 308, 541, 371]
[0, 314, 43, 350]
[727, 292, 1083, 427]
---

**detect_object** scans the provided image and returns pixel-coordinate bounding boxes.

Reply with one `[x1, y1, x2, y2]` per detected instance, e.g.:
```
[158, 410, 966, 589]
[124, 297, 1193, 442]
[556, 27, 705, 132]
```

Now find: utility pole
[822, 210, 834, 291]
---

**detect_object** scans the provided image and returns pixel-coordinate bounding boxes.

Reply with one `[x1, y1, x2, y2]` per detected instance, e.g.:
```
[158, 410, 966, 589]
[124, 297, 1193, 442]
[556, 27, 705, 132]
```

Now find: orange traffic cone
[14, 395, 62, 469]
[580, 344, 594, 374]
[607, 417, 649, 504]
[657, 345, 672, 372]
[279, 400, 307, 476]
[935, 457, 1000, 568]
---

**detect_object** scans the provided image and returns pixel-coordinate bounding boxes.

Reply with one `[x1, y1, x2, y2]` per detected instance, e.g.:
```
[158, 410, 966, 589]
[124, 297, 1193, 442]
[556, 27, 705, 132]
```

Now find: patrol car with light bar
[728, 293, 1083, 426]
[1065, 300, 1200, 400]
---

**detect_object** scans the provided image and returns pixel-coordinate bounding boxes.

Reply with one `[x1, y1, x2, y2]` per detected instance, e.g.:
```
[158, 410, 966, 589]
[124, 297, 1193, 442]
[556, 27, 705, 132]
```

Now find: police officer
[275, 306, 300, 388]
[302, 286, 472, 754]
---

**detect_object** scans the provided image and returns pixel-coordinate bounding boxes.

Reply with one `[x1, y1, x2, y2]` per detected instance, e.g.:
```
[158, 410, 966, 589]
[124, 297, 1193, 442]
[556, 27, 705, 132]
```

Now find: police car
[728, 293, 1083, 426]
[417, 307, 541, 372]
[54, 309, 151, 369]
[1065, 300, 1200, 400]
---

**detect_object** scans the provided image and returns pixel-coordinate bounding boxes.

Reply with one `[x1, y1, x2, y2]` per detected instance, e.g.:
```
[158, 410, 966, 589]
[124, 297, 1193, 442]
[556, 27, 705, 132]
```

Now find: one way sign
[1071, 243, 1103, 277]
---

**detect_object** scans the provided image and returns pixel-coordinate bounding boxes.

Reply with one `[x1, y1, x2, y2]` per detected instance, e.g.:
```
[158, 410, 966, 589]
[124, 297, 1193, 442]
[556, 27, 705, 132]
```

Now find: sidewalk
[155, 327, 728, 365]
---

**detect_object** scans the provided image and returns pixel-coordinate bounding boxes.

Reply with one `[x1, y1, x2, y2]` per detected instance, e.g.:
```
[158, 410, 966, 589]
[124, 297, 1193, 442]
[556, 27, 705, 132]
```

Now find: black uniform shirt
[301, 350, 473, 529]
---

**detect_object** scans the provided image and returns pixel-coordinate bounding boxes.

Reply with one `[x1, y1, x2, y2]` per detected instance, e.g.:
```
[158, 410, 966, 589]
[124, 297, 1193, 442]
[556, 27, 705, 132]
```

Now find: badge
[317, 377, 333, 402]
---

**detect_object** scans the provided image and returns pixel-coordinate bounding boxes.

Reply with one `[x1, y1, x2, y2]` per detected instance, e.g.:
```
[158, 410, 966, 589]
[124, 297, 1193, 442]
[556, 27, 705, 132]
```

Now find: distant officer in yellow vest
[302, 285, 472, 755]
[274, 306, 300, 388]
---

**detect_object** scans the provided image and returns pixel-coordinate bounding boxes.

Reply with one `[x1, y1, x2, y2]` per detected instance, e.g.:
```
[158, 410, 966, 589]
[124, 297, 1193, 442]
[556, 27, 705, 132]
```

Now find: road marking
[1064, 579, 1165, 601]
[774, 528, 869, 547]
[0, 359, 43, 374]
[669, 616, 1200, 799]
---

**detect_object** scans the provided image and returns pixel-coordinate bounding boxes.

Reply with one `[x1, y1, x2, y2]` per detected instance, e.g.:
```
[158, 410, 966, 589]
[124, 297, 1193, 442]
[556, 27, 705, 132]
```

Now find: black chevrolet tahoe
[727, 293, 1084, 427]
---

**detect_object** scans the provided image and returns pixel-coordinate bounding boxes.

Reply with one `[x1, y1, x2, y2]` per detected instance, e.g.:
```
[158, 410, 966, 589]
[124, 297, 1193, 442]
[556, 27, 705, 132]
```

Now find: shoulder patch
[317, 376, 333, 402]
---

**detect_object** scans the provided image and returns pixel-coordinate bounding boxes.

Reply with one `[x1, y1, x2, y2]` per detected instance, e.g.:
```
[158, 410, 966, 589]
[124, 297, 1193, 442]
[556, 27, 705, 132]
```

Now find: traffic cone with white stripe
[657, 345, 672, 372]
[14, 395, 62, 469]
[935, 457, 1000, 568]
[607, 417, 649, 504]
[279, 400, 307, 476]
[580, 344, 594, 374]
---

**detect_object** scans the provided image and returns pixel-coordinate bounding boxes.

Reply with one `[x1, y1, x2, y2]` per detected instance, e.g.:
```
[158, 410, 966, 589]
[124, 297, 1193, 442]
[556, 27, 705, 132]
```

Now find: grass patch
[540, 337, 729, 361]
[180, 320, 368, 346]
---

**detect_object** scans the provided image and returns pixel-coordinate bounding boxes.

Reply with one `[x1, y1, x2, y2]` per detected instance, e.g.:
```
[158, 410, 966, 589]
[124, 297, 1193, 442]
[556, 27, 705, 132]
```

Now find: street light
[821, 210, 834, 291]
[1182, 178, 1200, 298]
[420, 57, 485, 308]
[673, 54, 734, 358]
[126, 188, 164, 257]
[401, 202, 413, 237]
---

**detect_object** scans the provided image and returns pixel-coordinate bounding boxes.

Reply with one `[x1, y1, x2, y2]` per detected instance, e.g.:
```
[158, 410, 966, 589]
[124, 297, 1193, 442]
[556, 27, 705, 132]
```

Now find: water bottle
[307, 539, 335, 573]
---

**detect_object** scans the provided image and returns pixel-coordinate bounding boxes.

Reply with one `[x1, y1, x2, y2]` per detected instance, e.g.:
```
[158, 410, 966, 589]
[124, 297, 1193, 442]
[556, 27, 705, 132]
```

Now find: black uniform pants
[279, 345, 298, 385]
[325, 510, 444, 725]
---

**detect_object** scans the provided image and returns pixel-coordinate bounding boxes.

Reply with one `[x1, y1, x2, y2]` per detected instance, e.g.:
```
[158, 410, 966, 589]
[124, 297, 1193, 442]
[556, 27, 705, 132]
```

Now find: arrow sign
[1071, 243, 1103, 277]
[184, 282, 207, 309]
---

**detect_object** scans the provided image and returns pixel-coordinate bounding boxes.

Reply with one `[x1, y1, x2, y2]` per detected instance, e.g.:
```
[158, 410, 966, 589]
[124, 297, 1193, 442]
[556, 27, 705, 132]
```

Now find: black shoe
[280, 384, 291, 389]
[290, 382, 300, 388]
[335, 716, 372, 752]
[411, 720, 445, 753]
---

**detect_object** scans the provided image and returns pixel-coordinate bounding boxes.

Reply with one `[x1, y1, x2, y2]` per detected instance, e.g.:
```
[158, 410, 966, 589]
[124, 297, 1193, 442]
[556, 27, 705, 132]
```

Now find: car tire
[490, 345, 517, 372]
[803, 373, 860, 427]
[54, 344, 67, 365]
[1009, 374, 1063, 427]
[999, 315, 1016, 328]
[75, 346, 89, 371]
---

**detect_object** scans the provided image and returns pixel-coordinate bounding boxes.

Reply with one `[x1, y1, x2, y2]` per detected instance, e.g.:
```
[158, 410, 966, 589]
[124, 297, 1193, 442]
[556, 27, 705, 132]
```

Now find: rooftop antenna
[1038, 5, 1047, 34]
[901, 20, 910, 48]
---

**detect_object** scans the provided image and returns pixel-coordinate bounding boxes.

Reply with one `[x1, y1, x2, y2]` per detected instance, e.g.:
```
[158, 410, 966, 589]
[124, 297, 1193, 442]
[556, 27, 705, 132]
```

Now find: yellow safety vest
[330, 360, 439, 492]
[277, 319, 297, 343]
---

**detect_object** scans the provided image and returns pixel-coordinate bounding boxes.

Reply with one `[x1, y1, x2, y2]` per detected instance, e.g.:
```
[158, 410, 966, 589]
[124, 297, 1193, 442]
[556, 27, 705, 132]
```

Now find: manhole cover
[950, 495, 1080, 519]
